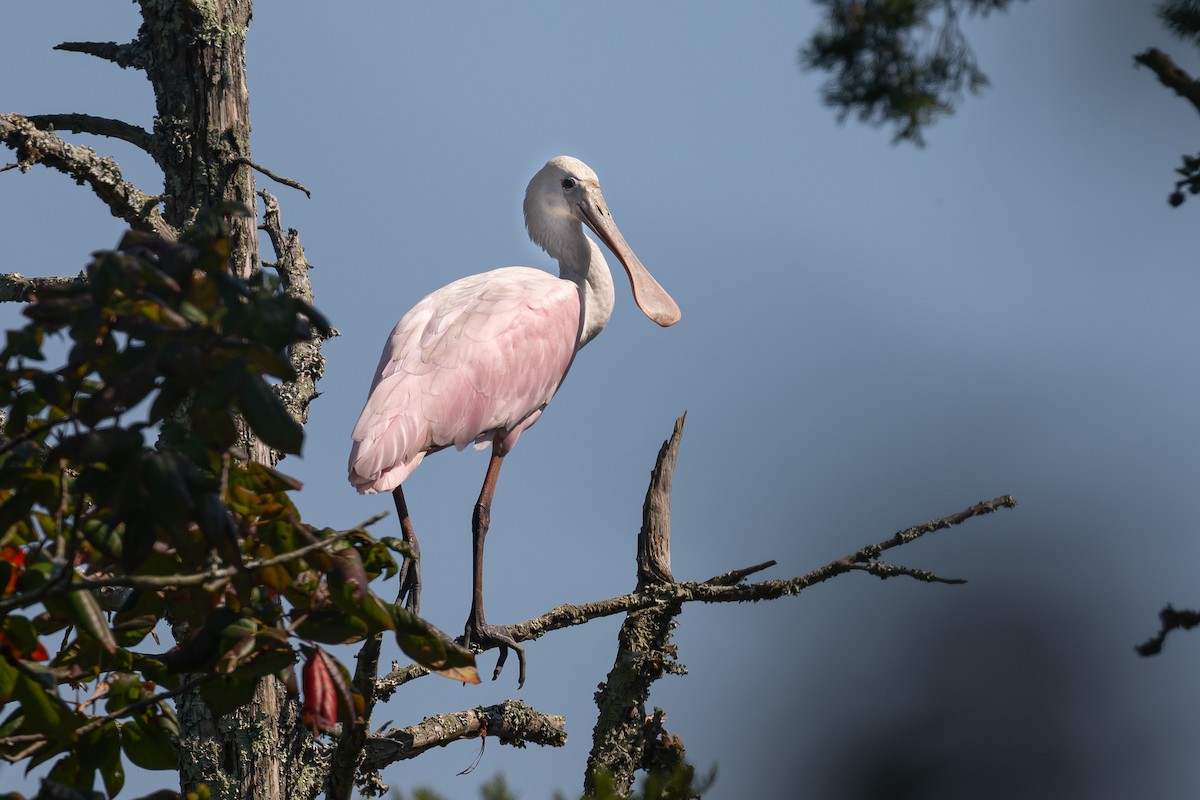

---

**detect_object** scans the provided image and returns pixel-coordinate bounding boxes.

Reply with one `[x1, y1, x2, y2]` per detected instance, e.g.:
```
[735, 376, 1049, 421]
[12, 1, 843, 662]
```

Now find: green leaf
[121, 717, 178, 771]
[48, 427, 145, 465]
[64, 587, 118, 655]
[0, 658, 18, 704]
[102, 752, 127, 798]
[11, 664, 76, 738]
[293, 610, 370, 645]
[78, 721, 122, 796]
[238, 374, 303, 454]
[0, 616, 42, 659]
[391, 605, 479, 684]
[2, 326, 45, 361]
[197, 676, 258, 719]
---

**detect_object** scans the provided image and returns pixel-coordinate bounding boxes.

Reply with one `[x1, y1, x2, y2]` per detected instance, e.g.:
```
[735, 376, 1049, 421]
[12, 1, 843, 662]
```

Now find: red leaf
[0, 546, 25, 594]
[301, 647, 338, 736]
[0, 631, 47, 661]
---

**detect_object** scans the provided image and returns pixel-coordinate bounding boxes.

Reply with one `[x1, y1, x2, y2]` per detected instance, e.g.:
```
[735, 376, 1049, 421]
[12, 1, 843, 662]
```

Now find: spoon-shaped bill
[578, 201, 681, 327]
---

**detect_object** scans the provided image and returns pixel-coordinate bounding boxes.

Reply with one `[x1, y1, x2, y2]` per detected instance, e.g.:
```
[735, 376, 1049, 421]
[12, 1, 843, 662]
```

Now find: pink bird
[349, 156, 680, 685]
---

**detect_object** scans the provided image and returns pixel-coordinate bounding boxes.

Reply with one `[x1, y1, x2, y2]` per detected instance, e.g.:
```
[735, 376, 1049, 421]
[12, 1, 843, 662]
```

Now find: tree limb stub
[637, 411, 685, 588]
[55, 40, 148, 70]
[0, 113, 175, 239]
[0, 273, 85, 303]
[588, 413, 689, 795]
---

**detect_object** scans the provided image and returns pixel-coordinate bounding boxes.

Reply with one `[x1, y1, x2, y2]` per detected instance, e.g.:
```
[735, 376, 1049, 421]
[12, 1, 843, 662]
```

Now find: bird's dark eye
[561, 177, 577, 190]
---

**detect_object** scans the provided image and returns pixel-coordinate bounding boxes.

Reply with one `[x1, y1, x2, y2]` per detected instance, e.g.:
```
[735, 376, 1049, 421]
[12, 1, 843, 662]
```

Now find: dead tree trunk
[50, 3, 316, 797]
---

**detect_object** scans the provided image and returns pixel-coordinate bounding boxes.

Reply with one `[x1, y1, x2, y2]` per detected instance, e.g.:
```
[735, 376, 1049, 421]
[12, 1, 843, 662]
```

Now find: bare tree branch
[27, 113, 154, 155]
[55, 40, 148, 70]
[0, 113, 174, 239]
[1135, 48, 1200, 117]
[241, 159, 311, 198]
[360, 700, 567, 775]
[0, 273, 85, 303]
[703, 559, 777, 587]
[374, 494, 1017, 692]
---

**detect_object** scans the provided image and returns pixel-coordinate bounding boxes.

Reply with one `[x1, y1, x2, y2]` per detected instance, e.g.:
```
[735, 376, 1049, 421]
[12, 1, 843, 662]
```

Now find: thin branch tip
[238, 158, 311, 197]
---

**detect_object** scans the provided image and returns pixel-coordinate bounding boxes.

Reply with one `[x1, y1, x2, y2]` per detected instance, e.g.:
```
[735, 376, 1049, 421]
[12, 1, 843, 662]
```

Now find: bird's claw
[396, 554, 421, 615]
[462, 620, 526, 689]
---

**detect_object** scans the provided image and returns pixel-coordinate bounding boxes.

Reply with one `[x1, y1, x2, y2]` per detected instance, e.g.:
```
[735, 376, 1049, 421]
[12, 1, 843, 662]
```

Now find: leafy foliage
[1165, 152, 1200, 208]
[1159, 0, 1200, 46]
[1154, 3, 1200, 209]
[0, 213, 476, 799]
[800, 0, 1024, 145]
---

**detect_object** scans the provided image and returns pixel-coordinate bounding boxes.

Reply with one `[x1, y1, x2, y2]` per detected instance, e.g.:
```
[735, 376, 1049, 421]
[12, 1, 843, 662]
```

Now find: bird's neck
[558, 236, 614, 347]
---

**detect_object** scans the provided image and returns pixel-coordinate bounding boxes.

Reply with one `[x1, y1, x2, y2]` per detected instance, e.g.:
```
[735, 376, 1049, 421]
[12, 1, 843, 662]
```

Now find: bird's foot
[462, 617, 526, 688]
[396, 552, 421, 615]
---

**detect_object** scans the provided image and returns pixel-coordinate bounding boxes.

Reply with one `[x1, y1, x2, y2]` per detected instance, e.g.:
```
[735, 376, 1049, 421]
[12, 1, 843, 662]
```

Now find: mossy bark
[133, 3, 313, 797]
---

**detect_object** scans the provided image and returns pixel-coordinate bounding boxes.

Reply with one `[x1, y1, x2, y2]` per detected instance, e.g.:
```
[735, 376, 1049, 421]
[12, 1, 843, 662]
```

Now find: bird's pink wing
[348, 267, 581, 494]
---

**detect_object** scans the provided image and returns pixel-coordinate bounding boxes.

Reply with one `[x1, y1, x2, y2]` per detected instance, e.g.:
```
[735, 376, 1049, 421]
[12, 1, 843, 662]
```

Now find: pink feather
[348, 267, 581, 494]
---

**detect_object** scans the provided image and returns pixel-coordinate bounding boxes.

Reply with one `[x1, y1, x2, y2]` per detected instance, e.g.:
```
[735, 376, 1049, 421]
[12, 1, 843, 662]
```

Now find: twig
[0, 673, 209, 762]
[845, 562, 965, 584]
[239, 159, 310, 198]
[0, 512, 387, 613]
[703, 559, 777, 587]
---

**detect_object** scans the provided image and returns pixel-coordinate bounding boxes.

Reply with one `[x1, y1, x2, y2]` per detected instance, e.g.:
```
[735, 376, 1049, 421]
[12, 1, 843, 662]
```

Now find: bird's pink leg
[464, 447, 527, 688]
[391, 486, 421, 614]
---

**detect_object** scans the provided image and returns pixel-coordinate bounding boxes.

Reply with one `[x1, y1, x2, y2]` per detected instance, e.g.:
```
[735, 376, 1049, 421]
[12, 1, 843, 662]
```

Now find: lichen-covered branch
[0, 273, 85, 303]
[326, 633, 383, 800]
[0, 113, 174, 239]
[360, 700, 567, 777]
[259, 190, 335, 429]
[27, 113, 154, 155]
[373, 477, 1015, 693]
[587, 413, 688, 795]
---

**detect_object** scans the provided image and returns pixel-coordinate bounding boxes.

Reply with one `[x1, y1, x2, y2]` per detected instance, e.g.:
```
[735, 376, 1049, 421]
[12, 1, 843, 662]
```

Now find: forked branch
[373, 419, 1016, 692]
[0, 113, 174, 239]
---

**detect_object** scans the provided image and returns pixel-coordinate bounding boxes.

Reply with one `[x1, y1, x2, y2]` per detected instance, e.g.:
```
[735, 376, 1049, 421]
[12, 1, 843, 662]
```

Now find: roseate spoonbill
[348, 156, 680, 685]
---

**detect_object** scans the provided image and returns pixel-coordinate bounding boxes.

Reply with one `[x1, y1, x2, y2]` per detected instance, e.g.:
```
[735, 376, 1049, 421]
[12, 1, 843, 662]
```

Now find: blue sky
[6, 1, 1200, 798]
